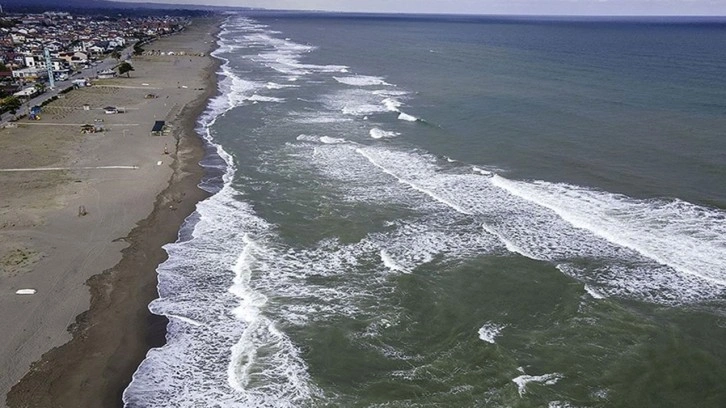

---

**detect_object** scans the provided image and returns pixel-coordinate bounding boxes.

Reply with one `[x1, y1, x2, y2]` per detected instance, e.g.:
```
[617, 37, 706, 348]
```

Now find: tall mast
[44, 48, 55, 88]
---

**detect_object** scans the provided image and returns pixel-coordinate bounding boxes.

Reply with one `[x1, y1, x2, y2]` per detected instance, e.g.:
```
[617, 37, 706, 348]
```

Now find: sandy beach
[0, 17, 221, 407]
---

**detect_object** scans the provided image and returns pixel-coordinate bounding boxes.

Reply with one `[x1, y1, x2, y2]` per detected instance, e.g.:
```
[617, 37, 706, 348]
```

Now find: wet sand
[0, 17, 222, 407]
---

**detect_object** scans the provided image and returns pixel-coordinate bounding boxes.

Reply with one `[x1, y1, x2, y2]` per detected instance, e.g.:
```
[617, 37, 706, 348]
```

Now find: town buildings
[0, 10, 187, 98]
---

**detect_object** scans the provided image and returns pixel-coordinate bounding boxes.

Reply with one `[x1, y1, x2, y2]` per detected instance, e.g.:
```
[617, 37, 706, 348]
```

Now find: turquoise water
[123, 15, 726, 407]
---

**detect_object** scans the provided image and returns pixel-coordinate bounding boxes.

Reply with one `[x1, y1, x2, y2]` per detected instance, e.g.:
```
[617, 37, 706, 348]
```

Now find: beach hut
[150, 120, 165, 136]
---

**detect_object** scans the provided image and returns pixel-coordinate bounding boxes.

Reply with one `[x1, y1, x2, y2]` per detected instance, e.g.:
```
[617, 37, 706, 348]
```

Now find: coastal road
[0, 47, 132, 127]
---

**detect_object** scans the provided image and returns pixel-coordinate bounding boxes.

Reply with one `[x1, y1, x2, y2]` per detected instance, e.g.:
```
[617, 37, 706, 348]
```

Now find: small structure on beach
[80, 121, 104, 133]
[150, 120, 166, 136]
[73, 78, 90, 88]
[97, 69, 116, 79]
[29, 106, 42, 120]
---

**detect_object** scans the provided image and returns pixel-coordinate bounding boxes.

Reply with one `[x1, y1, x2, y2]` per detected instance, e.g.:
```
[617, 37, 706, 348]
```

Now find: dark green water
[124, 15, 726, 408]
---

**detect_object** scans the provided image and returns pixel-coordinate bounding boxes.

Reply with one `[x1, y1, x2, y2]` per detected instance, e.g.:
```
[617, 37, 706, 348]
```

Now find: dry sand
[0, 17, 222, 407]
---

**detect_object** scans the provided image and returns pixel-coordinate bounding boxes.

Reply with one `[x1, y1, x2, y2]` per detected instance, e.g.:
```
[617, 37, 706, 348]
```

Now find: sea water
[123, 14, 726, 407]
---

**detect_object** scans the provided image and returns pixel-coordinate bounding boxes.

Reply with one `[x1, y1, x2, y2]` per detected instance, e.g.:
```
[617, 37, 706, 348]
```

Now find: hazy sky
[118, 0, 726, 15]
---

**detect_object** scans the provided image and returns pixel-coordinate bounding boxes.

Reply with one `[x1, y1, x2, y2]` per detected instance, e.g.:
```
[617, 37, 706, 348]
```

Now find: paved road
[0, 47, 132, 126]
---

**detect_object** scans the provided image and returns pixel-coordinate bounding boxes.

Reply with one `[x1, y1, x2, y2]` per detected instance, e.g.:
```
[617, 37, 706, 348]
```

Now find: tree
[133, 42, 145, 56]
[34, 82, 46, 94]
[111, 50, 121, 61]
[117, 62, 134, 78]
[2, 96, 22, 119]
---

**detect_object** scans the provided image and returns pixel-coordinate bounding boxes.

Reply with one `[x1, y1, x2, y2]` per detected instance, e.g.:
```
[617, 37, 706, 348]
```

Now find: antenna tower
[44, 48, 55, 88]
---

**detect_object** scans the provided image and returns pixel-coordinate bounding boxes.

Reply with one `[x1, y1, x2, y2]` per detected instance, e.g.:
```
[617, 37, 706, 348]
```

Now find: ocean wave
[123, 17, 321, 407]
[491, 176, 726, 286]
[123, 187, 320, 407]
[334, 75, 391, 86]
[397, 111, 419, 122]
[241, 32, 348, 77]
[478, 322, 506, 344]
[248, 94, 285, 103]
[300, 142, 726, 304]
[512, 371, 563, 397]
[369, 128, 400, 139]
[127, 12, 726, 408]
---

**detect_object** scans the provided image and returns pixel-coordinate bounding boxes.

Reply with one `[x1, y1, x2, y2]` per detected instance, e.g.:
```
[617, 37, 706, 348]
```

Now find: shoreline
[3, 17, 223, 408]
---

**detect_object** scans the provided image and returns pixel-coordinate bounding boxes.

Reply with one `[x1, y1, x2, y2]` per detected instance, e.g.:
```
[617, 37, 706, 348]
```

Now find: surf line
[355, 148, 472, 215]
[0, 165, 140, 172]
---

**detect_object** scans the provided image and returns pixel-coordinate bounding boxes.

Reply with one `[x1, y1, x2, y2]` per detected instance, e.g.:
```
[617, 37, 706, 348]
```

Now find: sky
[116, 0, 726, 16]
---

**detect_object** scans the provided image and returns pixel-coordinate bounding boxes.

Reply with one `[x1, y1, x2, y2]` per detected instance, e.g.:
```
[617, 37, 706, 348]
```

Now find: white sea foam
[265, 82, 297, 89]
[248, 94, 285, 103]
[166, 314, 203, 327]
[584, 284, 606, 299]
[350, 147, 724, 303]
[398, 112, 419, 122]
[127, 13, 726, 407]
[342, 104, 385, 115]
[124, 185, 320, 407]
[296, 134, 320, 143]
[334, 75, 391, 86]
[295, 135, 348, 145]
[478, 322, 505, 344]
[549, 401, 578, 408]
[373, 89, 409, 97]
[319, 136, 347, 144]
[286, 143, 500, 272]
[382, 97, 402, 111]
[512, 372, 563, 397]
[472, 166, 492, 176]
[299, 116, 353, 124]
[369, 128, 400, 139]
[290, 111, 353, 124]
[243, 32, 348, 76]
[491, 175, 726, 286]
[317, 144, 726, 304]
[482, 223, 541, 260]
[322, 89, 412, 119]
[355, 148, 474, 215]
[123, 17, 322, 408]
[215, 65, 262, 112]
[377, 96, 421, 122]
[380, 250, 410, 273]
